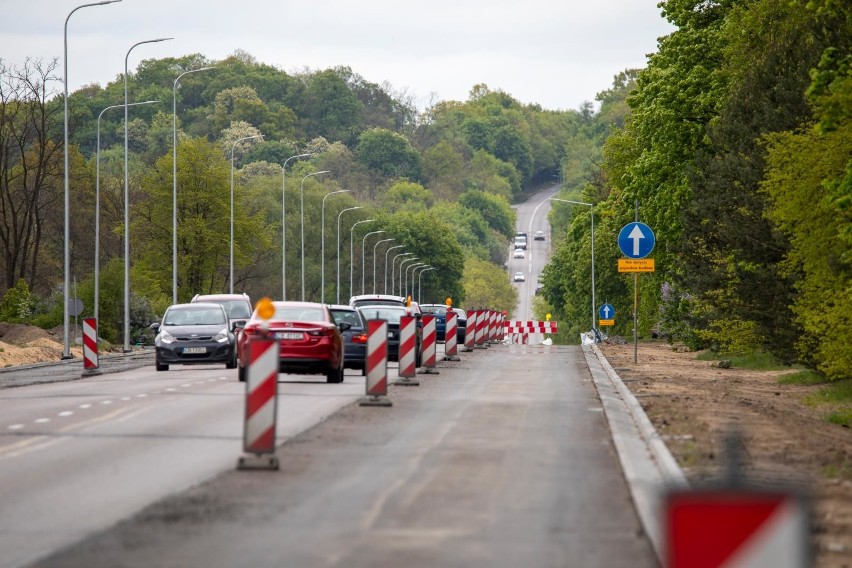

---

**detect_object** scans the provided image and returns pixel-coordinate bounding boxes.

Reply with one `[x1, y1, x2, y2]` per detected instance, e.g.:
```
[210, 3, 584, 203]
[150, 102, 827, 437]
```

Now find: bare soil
[0, 323, 83, 366]
[598, 340, 852, 568]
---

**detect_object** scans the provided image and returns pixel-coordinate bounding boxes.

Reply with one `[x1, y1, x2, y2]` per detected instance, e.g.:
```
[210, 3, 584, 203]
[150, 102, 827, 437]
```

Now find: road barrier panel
[394, 315, 420, 386]
[238, 336, 280, 470]
[463, 310, 475, 352]
[81, 317, 100, 376]
[418, 315, 440, 374]
[444, 309, 460, 361]
[474, 309, 487, 349]
[361, 319, 392, 406]
[489, 310, 499, 343]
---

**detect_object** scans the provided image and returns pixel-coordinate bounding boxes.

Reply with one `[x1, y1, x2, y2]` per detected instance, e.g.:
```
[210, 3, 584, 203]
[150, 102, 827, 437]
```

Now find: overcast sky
[1, 0, 674, 111]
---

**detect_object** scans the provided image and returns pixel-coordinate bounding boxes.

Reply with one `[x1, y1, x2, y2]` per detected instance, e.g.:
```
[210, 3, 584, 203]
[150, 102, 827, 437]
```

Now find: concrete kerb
[582, 343, 689, 565]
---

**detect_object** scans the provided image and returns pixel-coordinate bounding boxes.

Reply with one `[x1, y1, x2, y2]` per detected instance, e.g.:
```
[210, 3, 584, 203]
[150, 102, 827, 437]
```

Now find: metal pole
[96, 100, 157, 322]
[548, 197, 596, 334]
[349, 219, 374, 300]
[281, 153, 312, 300]
[411, 265, 430, 300]
[336, 207, 362, 304]
[361, 231, 385, 295]
[373, 238, 394, 293]
[124, 37, 172, 352]
[63, 0, 122, 358]
[419, 267, 436, 300]
[406, 263, 424, 298]
[173, 66, 212, 304]
[300, 171, 330, 301]
[391, 253, 413, 296]
[398, 258, 419, 296]
[230, 134, 263, 294]
[320, 190, 349, 303]
[384, 245, 405, 294]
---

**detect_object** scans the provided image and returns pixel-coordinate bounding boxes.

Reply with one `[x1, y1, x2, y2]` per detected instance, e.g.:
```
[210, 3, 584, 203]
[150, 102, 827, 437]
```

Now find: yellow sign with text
[618, 258, 655, 273]
[599, 319, 615, 326]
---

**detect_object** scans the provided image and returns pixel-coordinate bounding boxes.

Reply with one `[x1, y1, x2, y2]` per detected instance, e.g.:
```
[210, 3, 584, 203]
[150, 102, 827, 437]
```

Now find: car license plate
[183, 347, 207, 354]
[276, 331, 303, 340]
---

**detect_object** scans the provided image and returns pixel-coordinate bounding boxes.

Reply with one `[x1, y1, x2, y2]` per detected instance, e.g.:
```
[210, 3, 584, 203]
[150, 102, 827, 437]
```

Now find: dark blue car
[419, 304, 467, 343]
[329, 305, 368, 375]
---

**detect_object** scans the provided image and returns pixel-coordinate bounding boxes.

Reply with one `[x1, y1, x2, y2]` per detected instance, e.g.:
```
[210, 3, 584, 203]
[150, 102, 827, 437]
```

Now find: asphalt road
[511, 185, 558, 323]
[17, 344, 657, 568]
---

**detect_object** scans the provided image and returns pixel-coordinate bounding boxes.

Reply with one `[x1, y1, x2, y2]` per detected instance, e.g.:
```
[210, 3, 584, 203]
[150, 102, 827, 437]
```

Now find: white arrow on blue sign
[599, 303, 615, 319]
[618, 222, 655, 259]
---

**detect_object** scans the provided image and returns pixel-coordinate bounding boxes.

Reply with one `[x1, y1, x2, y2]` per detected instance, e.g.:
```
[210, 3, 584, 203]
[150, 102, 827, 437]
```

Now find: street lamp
[391, 252, 413, 295]
[336, 207, 362, 304]
[124, 36, 173, 352]
[398, 257, 419, 296]
[172, 66, 213, 304]
[96, 100, 158, 322]
[321, 189, 349, 303]
[411, 264, 431, 299]
[63, 0, 122, 358]
[384, 245, 405, 293]
[349, 219, 375, 300]
[281, 153, 312, 300]
[361, 230, 386, 295]
[230, 134, 263, 294]
[549, 197, 596, 334]
[300, 171, 330, 301]
[405, 262, 425, 298]
[372, 238, 394, 293]
[418, 267, 437, 300]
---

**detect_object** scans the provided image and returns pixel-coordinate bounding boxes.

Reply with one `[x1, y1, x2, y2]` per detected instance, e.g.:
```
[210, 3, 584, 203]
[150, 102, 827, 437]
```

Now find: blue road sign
[618, 222, 655, 259]
[599, 303, 615, 320]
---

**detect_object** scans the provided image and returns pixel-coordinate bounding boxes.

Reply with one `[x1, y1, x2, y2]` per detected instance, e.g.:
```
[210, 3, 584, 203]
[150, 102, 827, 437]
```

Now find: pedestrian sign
[618, 222, 655, 259]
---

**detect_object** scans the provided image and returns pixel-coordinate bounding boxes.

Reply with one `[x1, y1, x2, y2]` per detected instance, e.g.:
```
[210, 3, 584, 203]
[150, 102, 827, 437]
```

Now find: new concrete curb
[582, 343, 688, 564]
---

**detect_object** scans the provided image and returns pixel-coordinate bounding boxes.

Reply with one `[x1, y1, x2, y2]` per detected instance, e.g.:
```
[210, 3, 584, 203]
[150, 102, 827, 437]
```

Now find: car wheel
[360, 365, 366, 376]
[156, 362, 168, 372]
[238, 365, 246, 382]
[326, 364, 344, 384]
[225, 351, 237, 369]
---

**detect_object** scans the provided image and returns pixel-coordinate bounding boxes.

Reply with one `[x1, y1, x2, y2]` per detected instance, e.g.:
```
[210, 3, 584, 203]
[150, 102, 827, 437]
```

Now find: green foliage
[461, 256, 517, 313]
[0, 279, 35, 321]
[695, 318, 762, 356]
[457, 190, 515, 239]
[380, 180, 433, 213]
[355, 128, 422, 181]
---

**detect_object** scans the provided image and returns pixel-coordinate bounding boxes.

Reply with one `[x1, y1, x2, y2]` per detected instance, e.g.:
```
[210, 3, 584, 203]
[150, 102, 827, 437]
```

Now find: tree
[355, 128, 422, 181]
[462, 256, 517, 313]
[300, 68, 364, 144]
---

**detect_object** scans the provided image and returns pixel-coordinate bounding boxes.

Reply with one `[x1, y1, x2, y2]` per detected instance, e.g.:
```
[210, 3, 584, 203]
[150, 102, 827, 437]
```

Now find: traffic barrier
[474, 309, 487, 348]
[419, 315, 439, 374]
[444, 309, 459, 360]
[361, 319, 392, 406]
[489, 310, 498, 343]
[82, 317, 99, 375]
[463, 310, 475, 351]
[238, 337, 280, 470]
[394, 315, 420, 386]
[504, 321, 559, 334]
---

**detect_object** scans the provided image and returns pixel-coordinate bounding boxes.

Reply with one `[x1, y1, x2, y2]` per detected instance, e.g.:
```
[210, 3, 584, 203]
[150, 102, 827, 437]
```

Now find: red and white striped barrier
[238, 337, 280, 470]
[489, 310, 498, 342]
[444, 309, 459, 359]
[419, 315, 439, 374]
[464, 309, 475, 351]
[504, 321, 559, 334]
[395, 315, 419, 386]
[82, 317, 99, 373]
[474, 309, 486, 347]
[361, 319, 392, 406]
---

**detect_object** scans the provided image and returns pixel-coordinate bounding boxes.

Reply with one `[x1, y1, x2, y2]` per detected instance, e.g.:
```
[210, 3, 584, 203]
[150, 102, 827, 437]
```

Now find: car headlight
[214, 328, 230, 343]
[158, 330, 175, 344]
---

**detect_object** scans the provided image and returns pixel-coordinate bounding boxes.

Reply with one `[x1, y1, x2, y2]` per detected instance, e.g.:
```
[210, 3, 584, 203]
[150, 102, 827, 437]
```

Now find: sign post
[617, 220, 655, 363]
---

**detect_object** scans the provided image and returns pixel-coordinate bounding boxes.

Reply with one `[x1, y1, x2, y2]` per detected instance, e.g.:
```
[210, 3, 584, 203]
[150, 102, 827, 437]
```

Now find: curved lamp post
[96, 100, 158, 322]
[361, 230, 385, 295]
[281, 153, 312, 300]
[172, 66, 213, 304]
[411, 264, 431, 300]
[300, 171, 330, 301]
[549, 197, 595, 334]
[418, 267, 437, 300]
[320, 189, 349, 303]
[336, 207, 362, 304]
[372, 238, 394, 293]
[398, 256, 420, 296]
[63, 0, 122, 358]
[349, 219, 375, 300]
[405, 262, 425, 299]
[391, 252, 413, 295]
[229, 134, 263, 294]
[383, 245, 405, 294]
[124, 36, 173, 352]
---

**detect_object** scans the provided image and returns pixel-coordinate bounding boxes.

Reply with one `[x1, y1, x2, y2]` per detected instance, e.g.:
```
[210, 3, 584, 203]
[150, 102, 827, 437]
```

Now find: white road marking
[34, 418, 50, 423]
[57, 411, 74, 417]
[79, 404, 92, 409]
[8, 424, 24, 430]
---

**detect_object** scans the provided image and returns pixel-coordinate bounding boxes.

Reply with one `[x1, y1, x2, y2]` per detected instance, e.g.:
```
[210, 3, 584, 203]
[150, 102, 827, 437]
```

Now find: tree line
[0, 49, 609, 345]
[540, 0, 850, 381]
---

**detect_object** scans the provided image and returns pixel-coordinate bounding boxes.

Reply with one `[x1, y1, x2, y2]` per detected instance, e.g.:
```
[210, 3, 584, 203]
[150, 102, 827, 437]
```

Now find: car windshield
[359, 307, 406, 324]
[421, 306, 448, 315]
[330, 310, 363, 328]
[351, 299, 404, 308]
[273, 307, 326, 322]
[218, 300, 251, 319]
[164, 307, 226, 326]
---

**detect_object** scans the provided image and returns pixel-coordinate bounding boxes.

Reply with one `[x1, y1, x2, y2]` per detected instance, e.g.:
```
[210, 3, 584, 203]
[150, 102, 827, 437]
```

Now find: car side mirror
[231, 320, 247, 332]
[337, 322, 352, 332]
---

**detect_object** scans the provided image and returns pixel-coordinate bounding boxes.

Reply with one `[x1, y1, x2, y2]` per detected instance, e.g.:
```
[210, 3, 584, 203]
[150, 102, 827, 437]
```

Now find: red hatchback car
[237, 301, 348, 383]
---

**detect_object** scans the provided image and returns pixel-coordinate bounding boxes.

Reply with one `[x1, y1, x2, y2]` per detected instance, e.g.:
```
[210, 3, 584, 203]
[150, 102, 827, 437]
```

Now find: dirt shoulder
[598, 340, 852, 568]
